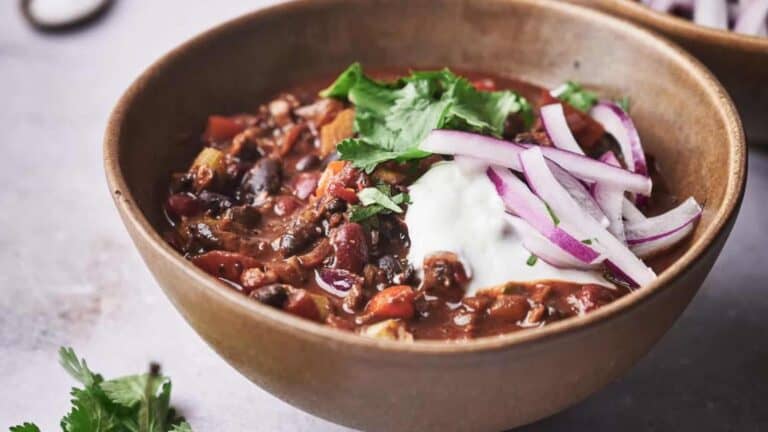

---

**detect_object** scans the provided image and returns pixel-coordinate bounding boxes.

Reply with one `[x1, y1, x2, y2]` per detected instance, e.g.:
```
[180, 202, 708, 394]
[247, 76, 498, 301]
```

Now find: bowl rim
[589, 0, 768, 53]
[104, 0, 747, 355]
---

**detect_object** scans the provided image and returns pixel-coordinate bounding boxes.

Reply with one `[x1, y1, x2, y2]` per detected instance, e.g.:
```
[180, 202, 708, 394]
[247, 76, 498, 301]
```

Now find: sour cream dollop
[405, 161, 610, 297]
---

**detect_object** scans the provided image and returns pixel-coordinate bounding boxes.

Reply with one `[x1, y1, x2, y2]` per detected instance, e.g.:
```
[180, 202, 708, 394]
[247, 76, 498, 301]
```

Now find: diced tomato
[191, 250, 260, 282]
[316, 160, 347, 197]
[363, 285, 416, 322]
[203, 115, 246, 142]
[283, 290, 322, 322]
[327, 182, 359, 204]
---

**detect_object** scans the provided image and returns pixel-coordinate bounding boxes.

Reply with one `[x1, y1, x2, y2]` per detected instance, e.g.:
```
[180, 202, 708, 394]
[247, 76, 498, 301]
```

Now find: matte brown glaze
[571, 0, 768, 142]
[104, 0, 746, 430]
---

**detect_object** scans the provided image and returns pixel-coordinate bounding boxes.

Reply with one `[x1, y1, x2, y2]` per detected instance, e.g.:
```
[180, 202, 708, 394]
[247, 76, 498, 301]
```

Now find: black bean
[278, 234, 301, 257]
[325, 198, 347, 213]
[249, 284, 290, 308]
[295, 154, 320, 172]
[226, 205, 261, 228]
[198, 191, 233, 215]
[242, 158, 282, 195]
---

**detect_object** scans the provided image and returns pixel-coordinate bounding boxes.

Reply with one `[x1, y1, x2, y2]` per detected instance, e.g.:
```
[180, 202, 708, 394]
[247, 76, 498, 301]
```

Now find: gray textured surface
[0, 1, 765, 431]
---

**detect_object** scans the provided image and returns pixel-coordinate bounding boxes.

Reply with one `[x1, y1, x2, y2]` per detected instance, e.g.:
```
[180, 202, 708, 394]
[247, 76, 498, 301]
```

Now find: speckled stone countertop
[1, 1, 766, 430]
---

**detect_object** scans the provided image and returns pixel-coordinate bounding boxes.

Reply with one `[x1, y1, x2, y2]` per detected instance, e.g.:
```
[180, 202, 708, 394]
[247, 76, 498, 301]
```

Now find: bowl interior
[106, 0, 745, 350]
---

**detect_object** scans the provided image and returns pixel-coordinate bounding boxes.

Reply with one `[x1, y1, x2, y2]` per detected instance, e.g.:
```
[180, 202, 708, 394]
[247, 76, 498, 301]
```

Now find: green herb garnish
[581, 239, 593, 245]
[616, 96, 631, 112]
[321, 63, 533, 173]
[526, 254, 538, 266]
[349, 184, 410, 222]
[10, 347, 192, 432]
[553, 81, 598, 113]
[544, 203, 560, 226]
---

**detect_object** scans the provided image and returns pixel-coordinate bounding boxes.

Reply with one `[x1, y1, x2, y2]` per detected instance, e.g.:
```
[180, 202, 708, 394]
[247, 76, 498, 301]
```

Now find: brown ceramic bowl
[104, 0, 746, 430]
[570, 0, 768, 142]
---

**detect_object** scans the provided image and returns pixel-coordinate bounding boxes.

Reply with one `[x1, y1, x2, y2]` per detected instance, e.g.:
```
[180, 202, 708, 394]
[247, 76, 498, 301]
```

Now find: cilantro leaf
[9, 424, 40, 432]
[14, 348, 192, 432]
[617, 96, 631, 112]
[553, 81, 598, 113]
[319, 62, 364, 98]
[349, 186, 410, 223]
[357, 187, 404, 213]
[59, 347, 101, 387]
[322, 64, 532, 173]
[100, 373, 168, 409]
[170, 423, 193, 432]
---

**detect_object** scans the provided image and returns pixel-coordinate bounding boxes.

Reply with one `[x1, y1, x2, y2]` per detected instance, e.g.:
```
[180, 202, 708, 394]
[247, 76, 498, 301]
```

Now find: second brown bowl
[572, 0, 768, 143]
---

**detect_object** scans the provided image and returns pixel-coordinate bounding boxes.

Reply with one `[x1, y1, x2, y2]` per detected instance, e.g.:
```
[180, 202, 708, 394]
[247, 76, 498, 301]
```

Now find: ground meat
[420, 251, 469, 303]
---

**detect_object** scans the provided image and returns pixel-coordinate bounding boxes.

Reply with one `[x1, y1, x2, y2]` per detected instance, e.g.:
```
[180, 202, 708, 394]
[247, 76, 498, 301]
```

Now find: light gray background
[1, 1, 765, 430]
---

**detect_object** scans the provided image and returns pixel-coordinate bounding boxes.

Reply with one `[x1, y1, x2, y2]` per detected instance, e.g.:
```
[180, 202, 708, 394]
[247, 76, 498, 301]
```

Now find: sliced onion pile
[420, 102, 702, 288]
[643, 0, 768, 37]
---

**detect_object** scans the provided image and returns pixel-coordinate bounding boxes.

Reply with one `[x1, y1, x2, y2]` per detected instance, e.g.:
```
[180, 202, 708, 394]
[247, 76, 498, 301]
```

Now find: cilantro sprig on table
[320, 63, 533, 173]
[9, 347, 192, 432]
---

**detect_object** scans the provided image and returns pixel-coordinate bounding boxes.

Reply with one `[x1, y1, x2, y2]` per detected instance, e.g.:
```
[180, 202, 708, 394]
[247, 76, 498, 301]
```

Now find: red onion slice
[625, 197, 702, 245]
[507, 215, 600, 269]
[315, 268, 360, 297]
[734, 0, 768, 34]
[592, 152, 626, 242]
[622, 197, 648, 223]
[540, 103, 585, 155]
[421, 129, 652, 194]
[518, 147, 656, 287]
[694, 0, 729, 29]
[589, 101, 648, 177]
[486, 166, 601, 264]
[548, 162, 610, 228]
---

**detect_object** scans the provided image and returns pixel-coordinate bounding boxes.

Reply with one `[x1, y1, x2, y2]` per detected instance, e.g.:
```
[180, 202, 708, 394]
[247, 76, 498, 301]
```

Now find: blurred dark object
[20, 0, 114, 33]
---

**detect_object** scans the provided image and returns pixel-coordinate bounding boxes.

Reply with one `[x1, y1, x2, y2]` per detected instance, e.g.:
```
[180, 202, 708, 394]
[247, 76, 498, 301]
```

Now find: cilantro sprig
[321, 63, 533, 173]
[349, 184, 410, 222]
[9, 347, 192, 432]
[552, 81, 598, 113]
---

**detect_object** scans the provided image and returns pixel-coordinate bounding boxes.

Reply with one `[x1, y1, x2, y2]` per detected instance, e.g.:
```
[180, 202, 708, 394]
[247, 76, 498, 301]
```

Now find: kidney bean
[242, 157, 282, 195]
[283, 289, 321, 322]
[331, 223, 369, 274]
[295, 154, 320, 172]
[292, 172, 319, 200]
[166, 193, 201, 218]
